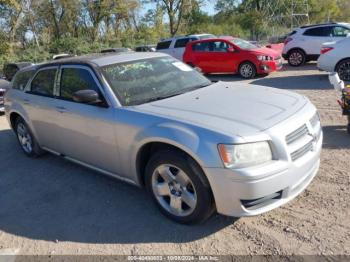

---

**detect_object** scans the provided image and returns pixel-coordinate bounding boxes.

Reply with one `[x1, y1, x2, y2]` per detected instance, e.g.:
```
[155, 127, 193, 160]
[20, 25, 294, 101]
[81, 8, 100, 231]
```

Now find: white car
[318, 37, 350, 81]
[283, 22, 350, 66]
[156, 34, 215, 61]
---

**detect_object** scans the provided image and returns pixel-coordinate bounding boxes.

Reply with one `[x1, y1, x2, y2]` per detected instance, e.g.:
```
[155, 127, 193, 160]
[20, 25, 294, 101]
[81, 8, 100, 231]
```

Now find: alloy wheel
[17, 122, 33, 153]
[289, 51, 304, 66]
[240, 64, 253, 78]
[338, 61, 350, 81]
[151, 164, 197, 217]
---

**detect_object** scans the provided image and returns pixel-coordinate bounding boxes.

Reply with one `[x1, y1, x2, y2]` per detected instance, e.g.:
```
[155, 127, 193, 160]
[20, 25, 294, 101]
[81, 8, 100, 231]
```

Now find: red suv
[183, 37, 282, 78]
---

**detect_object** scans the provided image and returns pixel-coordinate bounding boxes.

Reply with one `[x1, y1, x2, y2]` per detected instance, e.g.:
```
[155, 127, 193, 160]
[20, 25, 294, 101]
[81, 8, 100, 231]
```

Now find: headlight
[257, 55, 273, 61]
[218, 142, 273, 168]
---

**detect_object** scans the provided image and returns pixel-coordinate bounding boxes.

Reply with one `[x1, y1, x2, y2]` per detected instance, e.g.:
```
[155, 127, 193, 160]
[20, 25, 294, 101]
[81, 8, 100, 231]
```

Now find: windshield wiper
[145, 92, 184, 103]
[134, 82, 213, 105]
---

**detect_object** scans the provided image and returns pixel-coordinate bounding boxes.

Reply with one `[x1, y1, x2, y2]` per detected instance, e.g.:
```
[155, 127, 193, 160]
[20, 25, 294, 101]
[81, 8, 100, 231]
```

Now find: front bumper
[203, 108, 322, 217]
[257, 59, 283, 74]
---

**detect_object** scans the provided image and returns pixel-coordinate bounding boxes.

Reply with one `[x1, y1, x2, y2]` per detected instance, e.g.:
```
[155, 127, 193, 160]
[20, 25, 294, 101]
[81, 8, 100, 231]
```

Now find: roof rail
[300, 22, 336, 29]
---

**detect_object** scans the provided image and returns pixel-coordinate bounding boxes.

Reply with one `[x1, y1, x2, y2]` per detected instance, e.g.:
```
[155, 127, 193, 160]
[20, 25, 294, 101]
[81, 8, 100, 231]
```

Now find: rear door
[23, 66, 62, 151]
[54, 65, 120, 174]
[303, 26, 333, 55]
[173, 37, 193, 61]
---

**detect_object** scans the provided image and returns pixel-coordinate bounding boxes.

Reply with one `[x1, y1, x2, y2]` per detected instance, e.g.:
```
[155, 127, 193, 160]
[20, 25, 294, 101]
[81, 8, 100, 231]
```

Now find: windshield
[230, 38, 257, 50]
[101, 56, 211, 106]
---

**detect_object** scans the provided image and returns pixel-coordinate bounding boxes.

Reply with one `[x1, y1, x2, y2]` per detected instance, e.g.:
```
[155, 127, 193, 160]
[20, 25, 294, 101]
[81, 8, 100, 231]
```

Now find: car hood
[135, 81, 308, 137]
[251, 47, 280, 58]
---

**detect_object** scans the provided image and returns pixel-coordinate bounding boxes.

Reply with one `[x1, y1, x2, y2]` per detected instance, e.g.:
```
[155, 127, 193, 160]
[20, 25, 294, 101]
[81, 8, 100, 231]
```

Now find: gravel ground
[0, 62, 349, 256]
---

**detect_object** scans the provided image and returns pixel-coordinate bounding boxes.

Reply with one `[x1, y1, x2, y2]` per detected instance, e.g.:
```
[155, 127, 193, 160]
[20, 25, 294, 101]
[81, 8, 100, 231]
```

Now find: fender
[129, 121, 224, 186]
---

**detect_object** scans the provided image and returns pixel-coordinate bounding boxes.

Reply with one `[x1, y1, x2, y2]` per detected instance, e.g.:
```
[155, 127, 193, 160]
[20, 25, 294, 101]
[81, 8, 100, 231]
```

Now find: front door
[54, 65, 120, 174]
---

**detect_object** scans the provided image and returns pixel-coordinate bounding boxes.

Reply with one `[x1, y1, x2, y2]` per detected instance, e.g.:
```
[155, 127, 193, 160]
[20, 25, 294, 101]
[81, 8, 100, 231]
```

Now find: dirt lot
[0, 63, 349, 256]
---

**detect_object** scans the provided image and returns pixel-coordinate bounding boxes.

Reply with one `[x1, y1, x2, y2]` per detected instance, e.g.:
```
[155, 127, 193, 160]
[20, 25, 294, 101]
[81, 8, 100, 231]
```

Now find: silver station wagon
[4, 52, 322, 224]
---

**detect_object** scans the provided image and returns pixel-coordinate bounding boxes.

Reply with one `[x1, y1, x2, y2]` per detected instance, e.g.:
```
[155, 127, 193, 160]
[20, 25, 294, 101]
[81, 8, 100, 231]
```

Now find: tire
[287, 49, 306, 67]
[145, 150, 214, 224]
[15, 117, 44, 157]
[238, 61, 256, 79]
[347, 124, 350, 135]
[336, 59, 350, 81]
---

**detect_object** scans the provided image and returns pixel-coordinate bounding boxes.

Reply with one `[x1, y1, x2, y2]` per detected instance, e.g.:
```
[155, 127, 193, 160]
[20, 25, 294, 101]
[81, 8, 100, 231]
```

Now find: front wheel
[145, 150, 214, 224]
[336, 59, 350, 81]
[238, 62, 256, 79]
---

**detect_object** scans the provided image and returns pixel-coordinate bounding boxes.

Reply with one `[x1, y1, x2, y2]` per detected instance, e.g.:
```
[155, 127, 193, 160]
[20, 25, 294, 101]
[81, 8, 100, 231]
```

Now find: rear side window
[12, 70, 35, 90]
[192, 42, 209, 52]
[3, 64, 19, 81]
[156, 41, 172, 50]
[174, 38, 192, 48]
[192, 41, 229, 52]
[30, 68, 56, 96]
[303, 26, 332, 37]
[60, 67, 100, 101]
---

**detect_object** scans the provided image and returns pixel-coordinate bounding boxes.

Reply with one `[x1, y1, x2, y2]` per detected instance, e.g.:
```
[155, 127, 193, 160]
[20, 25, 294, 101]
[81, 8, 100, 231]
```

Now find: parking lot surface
[0, 63, 349, 255]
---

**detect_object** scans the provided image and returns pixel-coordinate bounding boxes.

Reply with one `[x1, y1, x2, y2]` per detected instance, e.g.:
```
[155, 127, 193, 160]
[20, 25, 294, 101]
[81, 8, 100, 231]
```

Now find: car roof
[159, 33, 214, 42]
[298, 22, 350, 30]
[24, 52, 170, 70]
[187, 36, 234, 44]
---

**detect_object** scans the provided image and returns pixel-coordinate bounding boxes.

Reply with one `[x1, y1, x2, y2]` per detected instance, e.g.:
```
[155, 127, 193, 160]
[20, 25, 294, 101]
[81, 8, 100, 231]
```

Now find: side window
[156, 41, 172, 50]
[30, 68, 56, 96]
[60, 67, 100, 101]
[12, 70, 35, 91]
[192, 41, 229, 52]
[192, 42, 209, 52]
[212, 41, 229, 52]
[174, 38, 191, 48]
[332, 26, 350, 37]
[303, 26, 332, 37]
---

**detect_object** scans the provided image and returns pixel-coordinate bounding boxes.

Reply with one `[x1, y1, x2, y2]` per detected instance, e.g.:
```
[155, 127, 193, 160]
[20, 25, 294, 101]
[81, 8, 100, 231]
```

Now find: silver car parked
[4, 52, 322, 224]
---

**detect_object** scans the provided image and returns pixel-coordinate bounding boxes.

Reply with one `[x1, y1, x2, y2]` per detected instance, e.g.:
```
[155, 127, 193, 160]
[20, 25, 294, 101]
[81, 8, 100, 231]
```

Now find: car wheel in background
[336, 59, 350, 81]
[15, 117, 44, 157]
[239, 62, 256, 79]
[145, 150, 214, 224]
[287, 49, 305, 67]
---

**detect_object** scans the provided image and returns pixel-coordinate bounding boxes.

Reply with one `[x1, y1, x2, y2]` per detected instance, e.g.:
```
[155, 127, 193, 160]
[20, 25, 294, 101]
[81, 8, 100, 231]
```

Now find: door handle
[55, 106, 67, 113]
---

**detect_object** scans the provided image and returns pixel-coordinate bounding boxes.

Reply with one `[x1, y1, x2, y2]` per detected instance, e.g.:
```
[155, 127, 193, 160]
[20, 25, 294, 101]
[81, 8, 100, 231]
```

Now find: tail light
[321, 47, 334, 54]
[284, 37, 293, 45]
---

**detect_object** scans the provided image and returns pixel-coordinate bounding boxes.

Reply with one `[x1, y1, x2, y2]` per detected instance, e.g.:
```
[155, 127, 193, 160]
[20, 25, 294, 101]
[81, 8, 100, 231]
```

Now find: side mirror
[73, 89, 101, 104]
[227, 47, 235, 52]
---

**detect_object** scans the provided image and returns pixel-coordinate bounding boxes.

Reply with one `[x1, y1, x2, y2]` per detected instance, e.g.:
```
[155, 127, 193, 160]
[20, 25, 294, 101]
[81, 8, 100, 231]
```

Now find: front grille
[285, 112, 322, 162]
[286, 124, 309, 145]
[290, 140, 313, 161]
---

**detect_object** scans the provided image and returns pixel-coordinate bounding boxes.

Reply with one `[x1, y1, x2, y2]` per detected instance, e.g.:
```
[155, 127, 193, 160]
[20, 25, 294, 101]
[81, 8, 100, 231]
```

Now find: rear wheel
[336, 59, 350, 81]
[15, 117, 44, 157]
[287, 49, 305, 67]
[238, 62, 256, 79]
[145, 150, 214, 224]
